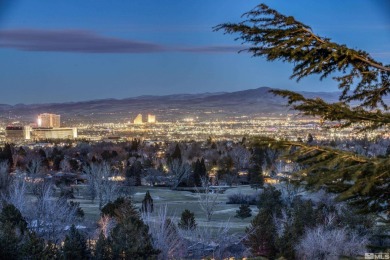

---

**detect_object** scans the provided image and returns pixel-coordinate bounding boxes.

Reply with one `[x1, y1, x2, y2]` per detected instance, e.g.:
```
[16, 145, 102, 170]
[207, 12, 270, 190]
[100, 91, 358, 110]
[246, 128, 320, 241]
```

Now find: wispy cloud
[179, 45, 243, 53]
[0, 29, 165, 53]
[0, 28, 243, 54]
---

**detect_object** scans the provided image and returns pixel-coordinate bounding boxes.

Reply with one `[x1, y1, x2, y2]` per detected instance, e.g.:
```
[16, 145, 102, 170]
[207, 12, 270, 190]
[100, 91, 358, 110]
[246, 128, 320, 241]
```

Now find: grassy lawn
[73, 185, 260, 234]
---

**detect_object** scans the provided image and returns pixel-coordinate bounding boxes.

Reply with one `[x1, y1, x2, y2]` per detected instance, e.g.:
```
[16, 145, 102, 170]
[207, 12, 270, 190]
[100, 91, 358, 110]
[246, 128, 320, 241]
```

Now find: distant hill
[0, 87, 342, 123]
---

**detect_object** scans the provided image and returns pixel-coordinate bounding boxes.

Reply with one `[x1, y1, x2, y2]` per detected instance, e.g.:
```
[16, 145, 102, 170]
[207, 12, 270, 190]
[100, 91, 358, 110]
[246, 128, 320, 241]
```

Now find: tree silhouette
[178, 209, 197, 230]
[141, 191, 154, 213]
[216, 3, 390, 215]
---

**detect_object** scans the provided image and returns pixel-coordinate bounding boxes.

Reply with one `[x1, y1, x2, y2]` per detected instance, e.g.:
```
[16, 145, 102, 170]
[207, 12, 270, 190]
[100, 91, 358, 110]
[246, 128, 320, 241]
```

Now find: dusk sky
[0, 0, 389, 104]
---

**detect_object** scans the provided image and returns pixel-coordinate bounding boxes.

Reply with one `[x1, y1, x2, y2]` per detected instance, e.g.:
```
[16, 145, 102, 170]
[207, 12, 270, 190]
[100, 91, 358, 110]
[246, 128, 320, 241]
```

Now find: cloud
[179, 45, 243, 53]
[0, 29, 166, 53]
[0, 28, 244, 54]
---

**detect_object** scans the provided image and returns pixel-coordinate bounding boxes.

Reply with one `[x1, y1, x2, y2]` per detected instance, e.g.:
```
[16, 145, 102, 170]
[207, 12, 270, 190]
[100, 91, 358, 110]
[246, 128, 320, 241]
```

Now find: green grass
[73, 185, 259, 234]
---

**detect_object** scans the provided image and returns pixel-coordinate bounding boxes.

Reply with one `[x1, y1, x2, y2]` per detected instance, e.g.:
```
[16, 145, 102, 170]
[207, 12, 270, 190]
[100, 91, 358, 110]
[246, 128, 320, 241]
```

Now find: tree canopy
[216, 4, 390, 215]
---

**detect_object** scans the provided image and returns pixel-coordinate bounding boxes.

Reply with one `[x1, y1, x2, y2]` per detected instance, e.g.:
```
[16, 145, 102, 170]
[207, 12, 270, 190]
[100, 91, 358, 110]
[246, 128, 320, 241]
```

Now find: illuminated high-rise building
[147, 114, 156, 123]
[134, 114, 143, 124]
[37, 113, 60, 128]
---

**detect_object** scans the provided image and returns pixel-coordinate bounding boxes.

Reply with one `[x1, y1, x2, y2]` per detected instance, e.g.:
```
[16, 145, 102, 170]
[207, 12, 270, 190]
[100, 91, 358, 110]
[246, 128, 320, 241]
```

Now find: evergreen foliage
[130, 138, 141, 152]
[171, 144, 182, 162]
[0, 203, 27, 233]
[216, 3, 390, 215]
[62, 225, 90, 260]
[248, 146, 265, 189]
[245, 208, 278, 258]
[0, 204, 27, 259]
[126, 160, 142, 186]
[178, 209, 197, 230]
[0, 143, 14, 167]
[99, 197, 160, 259]
[276, 198, 317, 259]
[141, 191, 154, 213]
[0, 222, 21, 260]
[235, 204, 252, 219]
[101, 197, 139, 222]
[193, 158, 207, 187]
[244, 186, 282, 258]
[110, 215, 160, 259]
[20, 231, 50, 260]
[94, 231, 112, 260]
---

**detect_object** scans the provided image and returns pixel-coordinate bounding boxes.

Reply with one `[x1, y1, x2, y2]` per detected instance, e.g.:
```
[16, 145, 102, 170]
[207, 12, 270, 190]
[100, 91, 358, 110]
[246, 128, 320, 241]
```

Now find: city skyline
[0, 0, 389, 104]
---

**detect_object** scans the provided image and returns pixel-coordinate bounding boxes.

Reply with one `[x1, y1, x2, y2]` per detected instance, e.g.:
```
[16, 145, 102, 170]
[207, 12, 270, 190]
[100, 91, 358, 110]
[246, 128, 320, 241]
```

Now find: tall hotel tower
[147, 114, 156, 123]
[133, 114, 143, 124]
[37, 113, 61, 128]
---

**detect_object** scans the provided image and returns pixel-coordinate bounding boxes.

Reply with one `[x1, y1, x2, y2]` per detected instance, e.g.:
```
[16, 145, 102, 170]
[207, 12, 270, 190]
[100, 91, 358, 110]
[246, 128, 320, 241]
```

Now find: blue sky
[0, 0, 389, 104]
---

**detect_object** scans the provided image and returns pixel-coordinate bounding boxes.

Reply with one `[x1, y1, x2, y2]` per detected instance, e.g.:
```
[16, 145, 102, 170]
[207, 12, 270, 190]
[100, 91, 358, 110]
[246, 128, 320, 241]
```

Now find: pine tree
[193, 159, 202, 187]
[0, 203, 27, 233]
[193, 158, 208, 187]
[0, 143, 14, 167]
[171, 144, 182, 162]
[216, 3, 390, 215]
[244, 185, 283, 257]
[235, 204, 252, 219]
[94, 231, 112, 260]
[200, 158, 207, 177]
[0, 222, 21, 259]
[248, 146, 264, 189]
[178, 209, 197, 230]
[44, 241, 60, 260]
[101, 197, 139, 222]
[244, 209, 278, 258]
[276, 198, 317, 259]
[0, 204, 28, 259]
[62, 225, 90, 260]
[111, 215, 160, 259]
[126, 160, 142, 186]
[20, 231, 47, 260]
[100, 197, 160, 259]
[141, 191, 154, 213]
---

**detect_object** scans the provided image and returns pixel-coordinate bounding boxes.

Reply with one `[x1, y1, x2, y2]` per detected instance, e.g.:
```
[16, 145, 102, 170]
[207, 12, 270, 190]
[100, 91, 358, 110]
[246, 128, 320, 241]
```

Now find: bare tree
[179, 220, 244, 259]
[0, 160, 11, 194]
[26, 156, 42, 175]
[229, 145, 251, 170]
[278, 180, 306, 207]
[28, 183, 80, 243]
[169, 159, 192, 189]
[145, 168, 165, 186]
[98, 214, 116, 238]
[84, 161, 120, 209]
[295, 225, 368, 260]
[197, 178, 220, 222]
[2, 178, 28, 215]
[142, 205, 186, 259]
[60, 158, 72, 172]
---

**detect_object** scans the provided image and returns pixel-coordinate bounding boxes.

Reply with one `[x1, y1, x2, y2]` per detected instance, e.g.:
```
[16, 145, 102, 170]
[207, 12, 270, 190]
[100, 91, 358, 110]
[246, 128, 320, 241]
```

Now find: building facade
[134, 114, 143, 124]
[147, 114, 156, 123]
[38, 113, 61, 128]
[31, 127, 77, 140]
[5, 126, 31, 143]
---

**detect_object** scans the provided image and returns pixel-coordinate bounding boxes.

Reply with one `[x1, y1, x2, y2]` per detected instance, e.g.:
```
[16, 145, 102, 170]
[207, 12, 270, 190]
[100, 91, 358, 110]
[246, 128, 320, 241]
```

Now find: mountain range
[0, 87, 342, 123]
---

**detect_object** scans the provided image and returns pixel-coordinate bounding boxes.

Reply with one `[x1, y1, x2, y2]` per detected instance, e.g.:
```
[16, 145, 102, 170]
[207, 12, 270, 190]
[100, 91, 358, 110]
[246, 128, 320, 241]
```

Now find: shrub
[178, 209, 197, 230]
[235, 204, 252, 219]
[227, 192, 258, 205]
